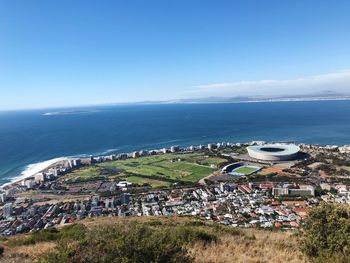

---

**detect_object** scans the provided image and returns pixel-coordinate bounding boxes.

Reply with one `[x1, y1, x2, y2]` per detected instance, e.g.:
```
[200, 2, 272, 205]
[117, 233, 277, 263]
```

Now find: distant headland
[43, 110, 97, 116]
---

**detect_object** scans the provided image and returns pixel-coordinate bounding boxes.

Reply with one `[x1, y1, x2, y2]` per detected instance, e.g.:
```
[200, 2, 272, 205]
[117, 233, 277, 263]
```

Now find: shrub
[8, 228, 59, 246]
[301, 202, 350, 262]
[144, 219, 163, 226]
[171, 226, 217, 244]
[59, 224, 87, 241]
[7, 224, 87, 247]
[184, 220, 206, 227]
[38, 224, 194, 263]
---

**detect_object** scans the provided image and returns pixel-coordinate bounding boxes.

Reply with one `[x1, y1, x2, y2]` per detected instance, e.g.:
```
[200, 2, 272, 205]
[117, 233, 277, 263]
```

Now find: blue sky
[1, 0, 350, 110]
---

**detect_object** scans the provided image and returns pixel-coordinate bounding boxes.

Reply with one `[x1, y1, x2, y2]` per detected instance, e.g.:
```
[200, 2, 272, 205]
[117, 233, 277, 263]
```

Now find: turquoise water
[0, 100, 350, 185]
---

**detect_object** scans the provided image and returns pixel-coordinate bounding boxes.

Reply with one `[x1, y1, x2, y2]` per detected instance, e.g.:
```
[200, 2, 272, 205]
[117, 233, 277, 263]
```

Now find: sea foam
[1, 157, 69, 188]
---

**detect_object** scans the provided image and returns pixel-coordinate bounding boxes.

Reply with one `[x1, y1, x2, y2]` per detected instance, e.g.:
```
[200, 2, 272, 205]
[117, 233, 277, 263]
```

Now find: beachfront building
[208, 144, 216, 151]
[34, 173, 45, 183]
[22, 179, 34, 189]
[161, 148, 168, 154]
[0, 193, 6, 203]
[132, 151, 140, 158]
[339, 145, 350, 154]
[170, 146, 180, 153]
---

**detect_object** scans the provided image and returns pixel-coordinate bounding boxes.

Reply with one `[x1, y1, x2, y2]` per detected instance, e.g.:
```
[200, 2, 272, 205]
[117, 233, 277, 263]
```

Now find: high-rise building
[3, 203, 13, 218]
[121, 193, 130, 204]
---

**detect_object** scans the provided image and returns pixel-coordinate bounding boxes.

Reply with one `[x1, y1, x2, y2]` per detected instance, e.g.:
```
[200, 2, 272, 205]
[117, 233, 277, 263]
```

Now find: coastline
[0, 149, 121, 189]
[1, 100, 350, 189]
[0, 157, 70, 189]
[1, 140, 348, 190]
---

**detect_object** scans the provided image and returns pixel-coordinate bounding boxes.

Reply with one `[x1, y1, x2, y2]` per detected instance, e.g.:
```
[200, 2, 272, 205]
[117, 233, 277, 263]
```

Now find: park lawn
[126, 176, 171, 188]
[219, 146, 247, 155]
[98, 152, 218, 183]
[160, 161, 215, 181]
[339, 166, 350, 172]
[62, 166, 102, 181]
[234, 166, 259, 175]
[197, 157, 227, 166]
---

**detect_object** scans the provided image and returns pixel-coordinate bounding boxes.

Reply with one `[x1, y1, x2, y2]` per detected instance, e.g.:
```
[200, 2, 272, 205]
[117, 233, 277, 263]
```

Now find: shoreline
[0, 149, 121, 189]
[0, 157, 70, 189]
[1, 140, 348, 190]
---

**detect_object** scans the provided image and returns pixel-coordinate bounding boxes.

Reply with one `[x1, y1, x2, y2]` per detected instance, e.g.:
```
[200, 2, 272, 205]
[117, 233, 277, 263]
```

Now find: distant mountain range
[129, 92, 350, 105]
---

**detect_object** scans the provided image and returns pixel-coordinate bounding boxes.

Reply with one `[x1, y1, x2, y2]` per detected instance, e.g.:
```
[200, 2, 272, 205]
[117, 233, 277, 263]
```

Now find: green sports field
[233, 166, 260, 175]
[62, 152, 228, 187]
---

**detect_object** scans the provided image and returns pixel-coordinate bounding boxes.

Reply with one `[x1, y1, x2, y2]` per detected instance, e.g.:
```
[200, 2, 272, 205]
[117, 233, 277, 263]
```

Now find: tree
[301, 202, 350, 262]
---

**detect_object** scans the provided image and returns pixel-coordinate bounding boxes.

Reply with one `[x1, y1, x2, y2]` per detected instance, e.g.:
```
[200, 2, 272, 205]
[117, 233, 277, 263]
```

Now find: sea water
[0, 100, 350, 185]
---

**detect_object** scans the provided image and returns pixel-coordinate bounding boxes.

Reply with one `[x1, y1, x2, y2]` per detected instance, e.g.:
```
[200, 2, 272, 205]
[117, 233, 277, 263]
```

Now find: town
[1, 141, 350, 236]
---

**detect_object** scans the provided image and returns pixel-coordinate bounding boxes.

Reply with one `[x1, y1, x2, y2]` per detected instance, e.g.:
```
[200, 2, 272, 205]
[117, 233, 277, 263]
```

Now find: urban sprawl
[1, 141, 350, 236]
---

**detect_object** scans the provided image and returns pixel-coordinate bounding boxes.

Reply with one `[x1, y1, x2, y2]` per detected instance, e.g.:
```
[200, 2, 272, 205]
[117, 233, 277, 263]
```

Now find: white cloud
[190, 70, 350, 97]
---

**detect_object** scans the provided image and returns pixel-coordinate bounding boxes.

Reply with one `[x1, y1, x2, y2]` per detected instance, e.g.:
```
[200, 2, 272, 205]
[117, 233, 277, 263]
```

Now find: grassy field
[100, 153, 226, 185]
[64, 166, 101, 179]
[126, 176, 171, 187]
[234, 166, 259, 175]
[60, 166, 109, 183]
[339, 166, 350, 172]
[61, 153, 227, 187]
[219, 146, 248, 155]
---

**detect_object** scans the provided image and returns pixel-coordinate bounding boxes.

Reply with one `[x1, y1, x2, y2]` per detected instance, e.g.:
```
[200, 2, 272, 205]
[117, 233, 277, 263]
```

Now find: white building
[22, 179, 34, 189]
[170, 146, 180, 153]
[339, 145, 350, 154]
[0, 193, 6, 203]
[208, 144, 216, 151]
[35, 173, 46, 183]
[132, 151, 140, 158]
[161, 148, 168, 154]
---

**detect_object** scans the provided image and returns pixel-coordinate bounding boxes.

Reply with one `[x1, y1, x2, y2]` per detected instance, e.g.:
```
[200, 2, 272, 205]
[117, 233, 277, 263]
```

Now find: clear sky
[1, 0, 350, 110]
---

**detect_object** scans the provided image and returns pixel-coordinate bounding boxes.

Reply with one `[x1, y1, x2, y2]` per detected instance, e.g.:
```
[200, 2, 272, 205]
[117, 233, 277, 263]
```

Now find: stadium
[222, 162, 261, 176]
[247, 144, 300, 161]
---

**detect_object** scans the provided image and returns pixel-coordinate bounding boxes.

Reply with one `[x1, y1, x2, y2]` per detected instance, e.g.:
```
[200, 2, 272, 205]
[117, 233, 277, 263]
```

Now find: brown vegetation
[0, 217, 309, 263]
[190, 230, 308, 263]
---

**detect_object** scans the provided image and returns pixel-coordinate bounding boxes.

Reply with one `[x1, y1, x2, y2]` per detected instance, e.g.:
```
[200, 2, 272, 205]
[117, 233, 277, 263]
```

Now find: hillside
[0, 216, 308, 263]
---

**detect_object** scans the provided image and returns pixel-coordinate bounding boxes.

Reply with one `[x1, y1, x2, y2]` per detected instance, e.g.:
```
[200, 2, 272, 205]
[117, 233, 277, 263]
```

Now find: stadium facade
[247, 144, 300, 161]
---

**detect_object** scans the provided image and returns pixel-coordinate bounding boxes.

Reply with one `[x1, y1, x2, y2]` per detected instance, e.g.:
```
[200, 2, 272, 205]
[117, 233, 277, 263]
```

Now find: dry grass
[190, 230, 309, 263]
[0, 241, 55, 263]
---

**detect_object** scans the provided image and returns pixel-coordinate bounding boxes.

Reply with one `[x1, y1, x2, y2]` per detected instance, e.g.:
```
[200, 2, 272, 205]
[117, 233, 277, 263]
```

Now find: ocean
[0, 100, 350, 186]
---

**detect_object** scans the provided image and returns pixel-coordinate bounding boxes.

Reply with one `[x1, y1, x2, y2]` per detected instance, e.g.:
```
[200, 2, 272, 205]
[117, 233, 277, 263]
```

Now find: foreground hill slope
[0, 216, 308, 263]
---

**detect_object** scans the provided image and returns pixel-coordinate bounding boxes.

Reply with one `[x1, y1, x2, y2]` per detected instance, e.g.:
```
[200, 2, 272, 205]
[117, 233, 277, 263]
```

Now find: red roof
[260, 184, 274, 189]
[282, 200, 307, 206]
[274, 222, 282, 227]
[290, 221, 299, 227]
[293, 207, 309, 213]
[272, 201, 281, 205]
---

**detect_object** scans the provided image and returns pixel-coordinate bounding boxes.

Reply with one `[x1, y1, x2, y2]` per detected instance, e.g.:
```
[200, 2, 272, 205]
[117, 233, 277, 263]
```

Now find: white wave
[97, 148, 119, 155]
[68, 148, 120, 158]
[1, 157, 69, 188]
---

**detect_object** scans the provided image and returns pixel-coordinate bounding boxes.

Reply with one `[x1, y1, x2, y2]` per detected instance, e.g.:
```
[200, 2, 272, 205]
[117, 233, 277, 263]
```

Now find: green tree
[302, 202, 350, 262]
